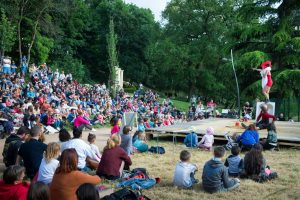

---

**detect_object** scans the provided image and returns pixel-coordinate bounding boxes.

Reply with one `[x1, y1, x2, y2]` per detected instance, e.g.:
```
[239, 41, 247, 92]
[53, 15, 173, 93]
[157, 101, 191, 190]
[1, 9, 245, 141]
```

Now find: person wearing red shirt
[256, 104, 276, 129]
[0, 165, 30, 200]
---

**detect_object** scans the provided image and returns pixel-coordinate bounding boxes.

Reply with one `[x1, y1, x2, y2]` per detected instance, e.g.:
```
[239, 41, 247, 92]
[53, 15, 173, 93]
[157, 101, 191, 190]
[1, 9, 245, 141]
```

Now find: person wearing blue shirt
[236, 124, 259, 151]
[184, 130, 198, 148]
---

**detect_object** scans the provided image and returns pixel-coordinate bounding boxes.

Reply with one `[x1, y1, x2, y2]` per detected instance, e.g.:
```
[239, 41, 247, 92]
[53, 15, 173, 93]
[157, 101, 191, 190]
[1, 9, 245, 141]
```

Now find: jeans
[217, 179, 240, 193]
[77, 124, 93, 131]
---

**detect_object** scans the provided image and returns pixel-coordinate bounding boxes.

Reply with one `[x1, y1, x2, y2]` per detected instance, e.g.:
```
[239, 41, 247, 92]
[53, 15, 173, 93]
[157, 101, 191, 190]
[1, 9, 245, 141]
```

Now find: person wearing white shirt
[37, 142, 60, 185]
[173, 150, 198, 188]
[61, 128, 99, 171]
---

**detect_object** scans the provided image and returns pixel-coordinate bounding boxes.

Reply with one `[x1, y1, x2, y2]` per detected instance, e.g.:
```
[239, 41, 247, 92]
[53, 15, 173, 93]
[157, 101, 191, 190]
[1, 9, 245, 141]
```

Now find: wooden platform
[146, 119, 300, 146]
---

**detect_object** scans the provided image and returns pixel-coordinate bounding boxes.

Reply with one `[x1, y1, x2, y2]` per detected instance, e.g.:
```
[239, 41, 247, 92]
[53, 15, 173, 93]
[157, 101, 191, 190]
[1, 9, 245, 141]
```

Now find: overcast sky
[124, 0, 170, 22]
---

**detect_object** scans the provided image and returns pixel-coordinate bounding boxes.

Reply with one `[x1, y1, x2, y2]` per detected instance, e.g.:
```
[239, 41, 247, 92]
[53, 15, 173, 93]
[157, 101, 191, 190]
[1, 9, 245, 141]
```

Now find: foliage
[0, 8, 15, 56]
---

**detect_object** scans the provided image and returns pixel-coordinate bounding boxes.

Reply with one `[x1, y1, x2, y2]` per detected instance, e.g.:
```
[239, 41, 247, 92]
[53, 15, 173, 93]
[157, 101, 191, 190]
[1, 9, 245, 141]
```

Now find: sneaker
[91, 128, 96, 132]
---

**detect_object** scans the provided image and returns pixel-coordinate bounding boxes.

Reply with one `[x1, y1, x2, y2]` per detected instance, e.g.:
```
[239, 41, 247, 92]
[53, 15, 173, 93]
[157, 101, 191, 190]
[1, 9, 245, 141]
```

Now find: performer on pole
[253, 61, 273, 102]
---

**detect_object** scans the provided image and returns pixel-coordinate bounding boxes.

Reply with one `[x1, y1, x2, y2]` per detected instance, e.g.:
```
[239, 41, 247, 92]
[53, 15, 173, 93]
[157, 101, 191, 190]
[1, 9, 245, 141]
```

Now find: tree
[0, 9, 15, 61]
[107, 18, 118, 98]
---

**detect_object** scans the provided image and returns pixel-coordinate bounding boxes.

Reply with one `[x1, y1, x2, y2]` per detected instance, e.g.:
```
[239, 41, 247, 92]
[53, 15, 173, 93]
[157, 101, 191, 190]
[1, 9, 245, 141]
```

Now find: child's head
[59, 129, 71, 142]
[138, 132, 146, 141]
[45, 142, 60, 163]
[248, 124, 256, 131]
[213, 146, 226, 158]
[206, 127, 214, 135]
[180, 150, 191, 162]
[231, 146, 240, 156]
[123, 125, 131, 135]
[88, 133, 96, 144]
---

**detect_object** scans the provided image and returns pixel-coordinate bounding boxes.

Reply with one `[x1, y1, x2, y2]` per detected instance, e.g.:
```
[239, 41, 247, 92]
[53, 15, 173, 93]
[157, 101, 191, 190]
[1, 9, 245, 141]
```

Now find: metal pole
[230, 49, 240, 118]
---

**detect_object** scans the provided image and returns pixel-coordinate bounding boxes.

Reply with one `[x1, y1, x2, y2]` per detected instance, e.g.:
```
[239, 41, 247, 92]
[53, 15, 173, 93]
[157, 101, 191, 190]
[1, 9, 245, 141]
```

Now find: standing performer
[253, 61, 273, 102]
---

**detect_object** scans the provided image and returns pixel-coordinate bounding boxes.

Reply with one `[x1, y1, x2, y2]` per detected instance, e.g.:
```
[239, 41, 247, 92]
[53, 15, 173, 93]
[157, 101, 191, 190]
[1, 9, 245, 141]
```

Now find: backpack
[148, 146, 165, 154]
[100, 188, 139, 200]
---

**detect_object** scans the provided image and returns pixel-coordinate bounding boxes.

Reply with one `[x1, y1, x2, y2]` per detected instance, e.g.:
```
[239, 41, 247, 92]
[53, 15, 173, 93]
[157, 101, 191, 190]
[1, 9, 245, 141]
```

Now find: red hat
[261, 60, 272, 69]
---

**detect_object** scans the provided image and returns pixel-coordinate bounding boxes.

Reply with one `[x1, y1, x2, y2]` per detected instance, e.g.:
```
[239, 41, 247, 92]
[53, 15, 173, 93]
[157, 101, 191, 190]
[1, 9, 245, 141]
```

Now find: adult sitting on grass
[50, 149, 101, 200]
[0, 165, 30, 200]
[202, 146, 240, 193]
[242, 143, 278, 182]
[97, 134, 132, 180]
[16, 126, 47, 180]
[74, 111, 96, 132]
[133, 132, 149, 153]
[236, 124, 259, 151]
[120, 125, 133, 155]
[2, 126, 30, 167]
[61, 128, 99, 171]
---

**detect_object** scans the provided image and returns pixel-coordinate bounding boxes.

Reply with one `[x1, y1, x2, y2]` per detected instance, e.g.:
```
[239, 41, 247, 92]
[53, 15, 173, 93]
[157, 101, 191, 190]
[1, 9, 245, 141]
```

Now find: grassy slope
[128, 141, 300, 200]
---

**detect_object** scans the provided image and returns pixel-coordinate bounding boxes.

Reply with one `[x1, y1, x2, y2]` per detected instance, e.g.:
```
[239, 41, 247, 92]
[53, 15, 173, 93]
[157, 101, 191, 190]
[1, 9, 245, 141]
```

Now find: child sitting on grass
[224, 146, 243, 177]
[198, 127, 214, 151]
[202, 146, 240, 193]
[133, 132, 148, 153]
[173, 150, 198, 189]
[88, 133, 101, 162]
[261, 123, 278, 150]
[184, 127, 198, 148]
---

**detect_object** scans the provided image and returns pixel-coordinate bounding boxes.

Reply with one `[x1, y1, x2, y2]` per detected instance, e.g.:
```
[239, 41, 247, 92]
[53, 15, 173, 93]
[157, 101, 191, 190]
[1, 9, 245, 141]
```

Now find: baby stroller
[224, 132, 238, 150]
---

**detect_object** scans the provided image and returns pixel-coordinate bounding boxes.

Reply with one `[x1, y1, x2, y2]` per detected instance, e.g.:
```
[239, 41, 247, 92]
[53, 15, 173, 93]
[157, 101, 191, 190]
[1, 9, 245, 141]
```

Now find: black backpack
[148, 146, 165, 154]
[101, 188, 150, 200]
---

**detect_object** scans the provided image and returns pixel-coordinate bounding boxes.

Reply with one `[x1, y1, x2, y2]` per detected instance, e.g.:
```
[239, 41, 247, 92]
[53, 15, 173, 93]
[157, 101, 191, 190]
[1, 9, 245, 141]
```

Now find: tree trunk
[18, 0, 29, 67]
[27, 7, 46, 66]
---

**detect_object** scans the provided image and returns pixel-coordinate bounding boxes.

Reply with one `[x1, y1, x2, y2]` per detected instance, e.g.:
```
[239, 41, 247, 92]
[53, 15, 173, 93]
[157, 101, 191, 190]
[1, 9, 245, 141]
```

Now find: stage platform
[146, 119, 300, 147]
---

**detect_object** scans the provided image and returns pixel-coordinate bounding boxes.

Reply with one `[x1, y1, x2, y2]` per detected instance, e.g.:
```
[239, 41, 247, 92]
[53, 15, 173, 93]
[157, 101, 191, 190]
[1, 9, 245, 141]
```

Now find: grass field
[128, 141, 300, 200]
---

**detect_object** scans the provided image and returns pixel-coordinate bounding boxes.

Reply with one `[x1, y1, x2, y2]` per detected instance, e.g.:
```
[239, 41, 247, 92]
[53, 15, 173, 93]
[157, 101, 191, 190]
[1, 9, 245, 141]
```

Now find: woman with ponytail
[96, 134, 132, 180]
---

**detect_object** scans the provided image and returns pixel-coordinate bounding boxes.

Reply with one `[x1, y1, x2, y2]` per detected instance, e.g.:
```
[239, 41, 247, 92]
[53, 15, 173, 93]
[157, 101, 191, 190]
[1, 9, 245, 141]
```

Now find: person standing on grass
[16, 126, 47, 180]
[202, 146, 240, 193]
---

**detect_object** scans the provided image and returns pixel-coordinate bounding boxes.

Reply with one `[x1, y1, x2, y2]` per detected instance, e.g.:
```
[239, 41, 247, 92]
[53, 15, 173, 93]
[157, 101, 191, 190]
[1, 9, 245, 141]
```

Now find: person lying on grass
[173, 150, 198, 189]
[202, 146, 240, 193]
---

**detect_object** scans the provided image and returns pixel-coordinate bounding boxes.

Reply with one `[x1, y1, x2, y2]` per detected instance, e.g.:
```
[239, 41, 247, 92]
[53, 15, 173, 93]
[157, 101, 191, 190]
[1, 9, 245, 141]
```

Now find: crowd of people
[0, 58, 280, 199]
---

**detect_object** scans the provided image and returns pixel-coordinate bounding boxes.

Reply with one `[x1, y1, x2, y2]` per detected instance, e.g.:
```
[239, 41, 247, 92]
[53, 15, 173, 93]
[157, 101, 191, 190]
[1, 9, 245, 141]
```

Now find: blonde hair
[103, 134, 121, 151]
[45, 142, 61, 163]
[138, 132, 146, 141]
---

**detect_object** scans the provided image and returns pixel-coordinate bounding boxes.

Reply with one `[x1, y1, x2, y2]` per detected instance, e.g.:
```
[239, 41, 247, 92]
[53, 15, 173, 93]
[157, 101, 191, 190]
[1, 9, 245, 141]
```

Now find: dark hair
[55, 149, 78, 174]
[123, 125, 131, 135]
[87, 133, 96, 143]
[73, 127, 82, 138]
[30, 126, 41, 137]
[59, 129, 71, 142]
[76, 183, 100, 200]
[17, 126, 30, 136]
[27, 182, 50, 200]
[244, 143, 263, 176]
[110, 117, 119, 126]
[180, 150, 191, 162]
[248, 124, 256, 131]
[267, 122, 276, 133]
[133, 130, 142, 139]
[3, 165, 25, 184]
[214, 146, 226, 158]
[231, 146, 240, 156]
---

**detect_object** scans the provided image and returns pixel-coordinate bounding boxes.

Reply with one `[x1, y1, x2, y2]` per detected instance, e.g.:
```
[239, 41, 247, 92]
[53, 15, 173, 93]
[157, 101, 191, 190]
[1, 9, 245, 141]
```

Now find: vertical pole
[298, 97, 300, 122]
[231, 49, 240, 118]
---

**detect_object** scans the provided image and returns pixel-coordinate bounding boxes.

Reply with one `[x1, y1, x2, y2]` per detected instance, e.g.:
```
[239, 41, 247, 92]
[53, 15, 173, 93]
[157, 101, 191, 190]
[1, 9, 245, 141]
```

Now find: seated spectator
[37, 142, 61, 185]
[277, 113, 285, 121]
[17, 126, 47, 179]
[58, 129, 71, 149]
[202, 146, 240, 193]
[87, 133, 101, 162]
[261, 123, 278, 150]
[97, 134, 132, 180]
[0, 165, 30, 200]
[61, 128, 99, 171]
[132, 130, 142, 144]
[67, 108, 76, 123]
[110, 117, 120, 135]
[50, 149, 101, 200]
[242, 144, 278, 182]
[184, 127, 198, 148]
[27, 182, 50, 200]
[76, 183, 100, 200]
[74, 111, 95, 132]
[236, 124, 259, 151]
[137, 118, 145, 132]
[173, 150, 198, 189]
[224, 146, 243, 177]
[2, 126, 30, 167]
[133, 132, 148, 153]
[120, 125, 133, 155]
[198, 127, 214, 151]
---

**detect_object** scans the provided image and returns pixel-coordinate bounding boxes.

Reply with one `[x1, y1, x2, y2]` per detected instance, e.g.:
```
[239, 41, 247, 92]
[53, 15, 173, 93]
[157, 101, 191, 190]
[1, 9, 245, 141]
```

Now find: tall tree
[0, 9, 15, 60]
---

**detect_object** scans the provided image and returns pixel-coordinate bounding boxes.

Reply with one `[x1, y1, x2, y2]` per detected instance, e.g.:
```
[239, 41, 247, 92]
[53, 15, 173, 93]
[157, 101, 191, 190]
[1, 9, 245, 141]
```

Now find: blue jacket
[236, 130, 259, 145]
[184, 132, 198, 147]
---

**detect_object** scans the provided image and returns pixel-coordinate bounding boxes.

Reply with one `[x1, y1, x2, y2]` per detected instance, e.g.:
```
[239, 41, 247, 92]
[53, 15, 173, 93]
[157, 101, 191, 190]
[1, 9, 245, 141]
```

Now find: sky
[124, 0, 170, 22]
